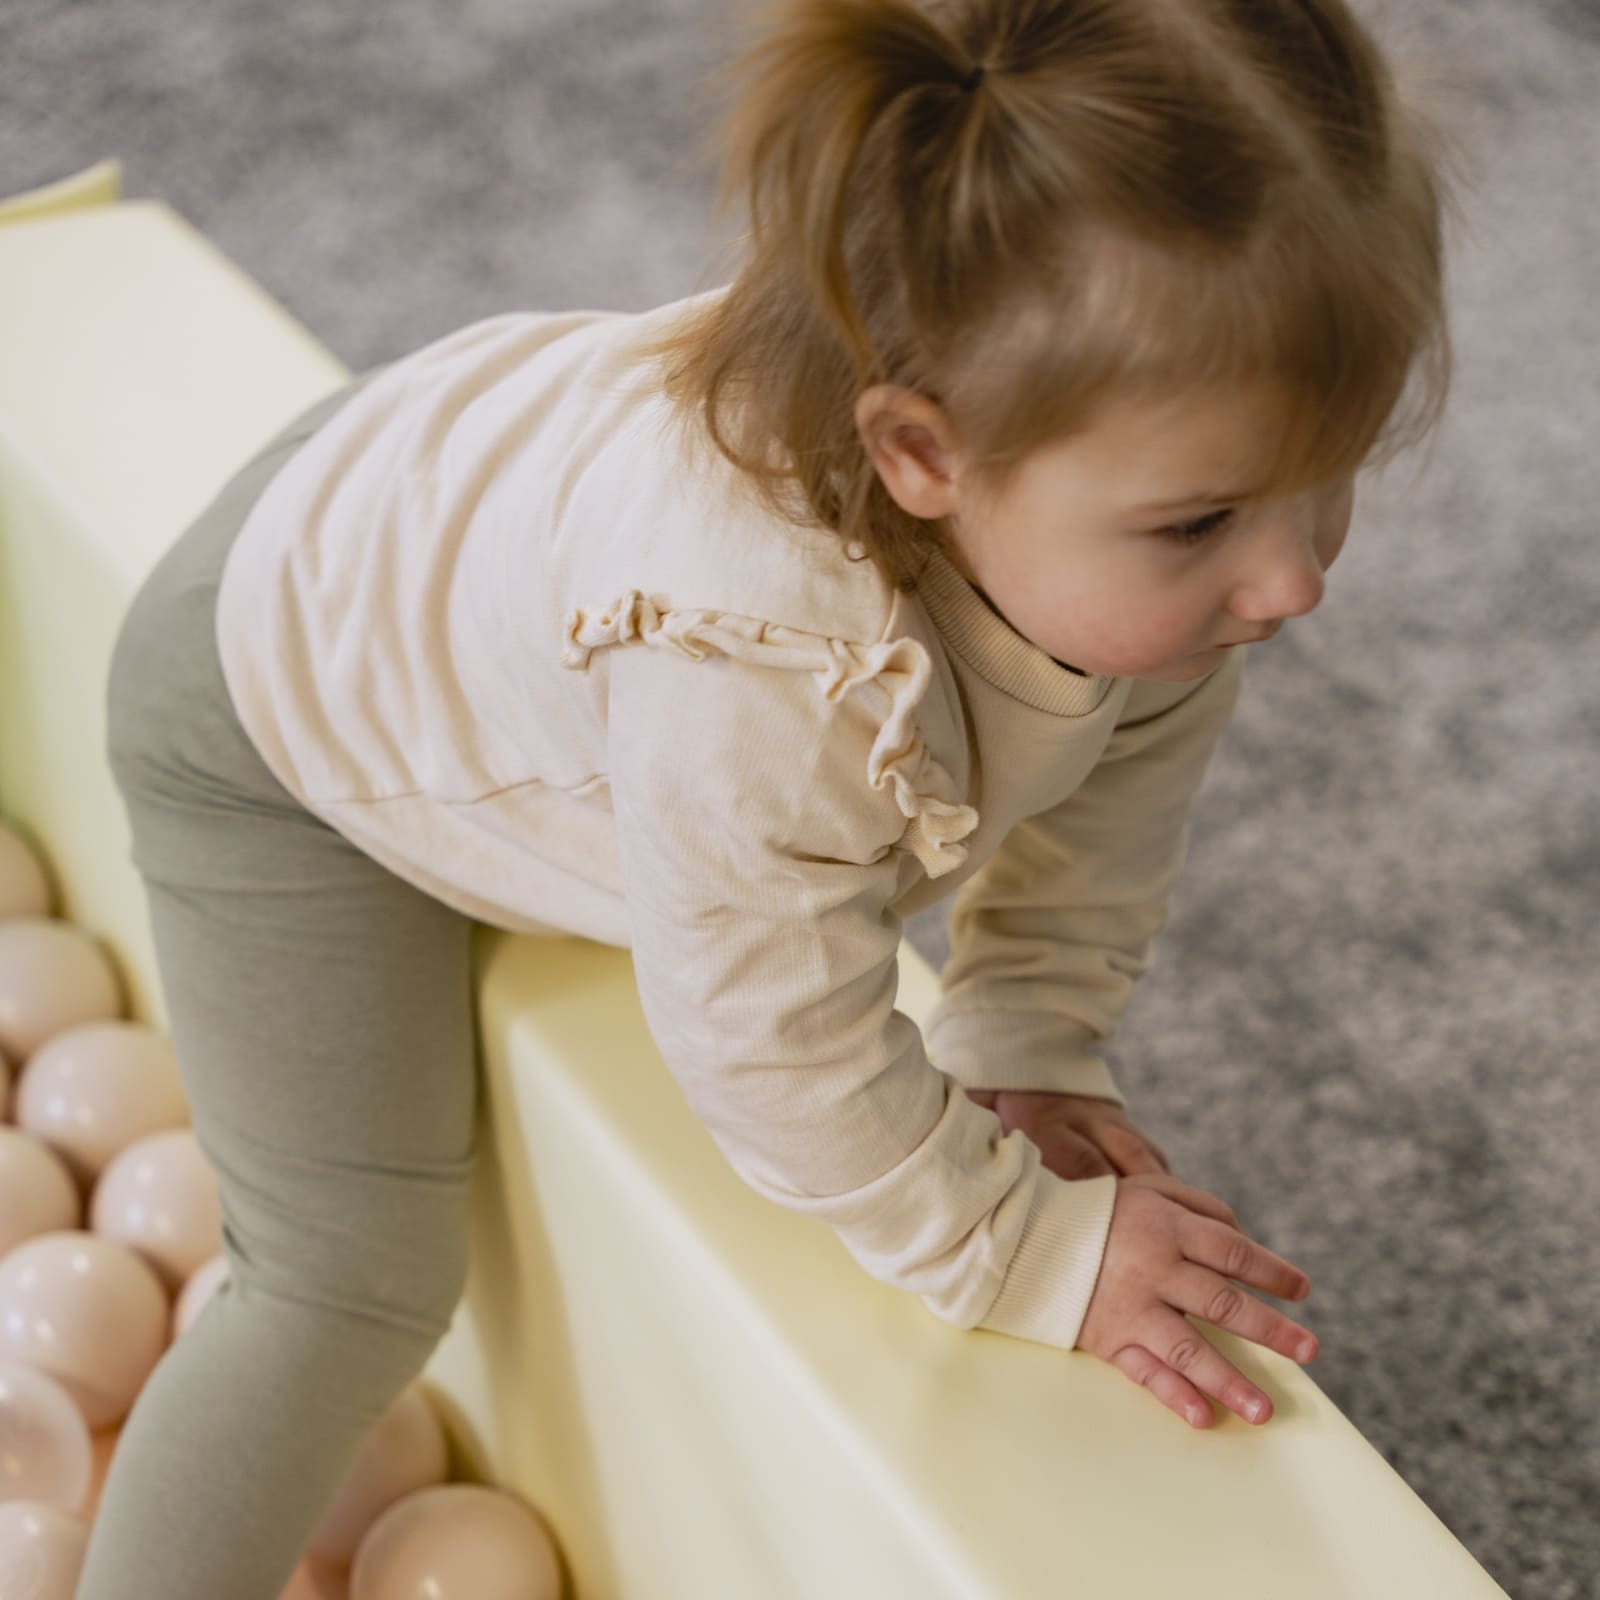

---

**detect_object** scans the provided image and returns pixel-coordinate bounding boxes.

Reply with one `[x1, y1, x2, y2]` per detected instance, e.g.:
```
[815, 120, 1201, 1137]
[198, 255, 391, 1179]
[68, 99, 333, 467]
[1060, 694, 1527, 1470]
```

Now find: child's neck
[973, 585, 1089, 677]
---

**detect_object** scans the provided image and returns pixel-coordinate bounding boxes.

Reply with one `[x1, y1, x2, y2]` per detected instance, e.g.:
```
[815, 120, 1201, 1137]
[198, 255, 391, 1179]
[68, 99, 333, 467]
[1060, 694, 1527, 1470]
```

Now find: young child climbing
[82, 0, 1456, 1593]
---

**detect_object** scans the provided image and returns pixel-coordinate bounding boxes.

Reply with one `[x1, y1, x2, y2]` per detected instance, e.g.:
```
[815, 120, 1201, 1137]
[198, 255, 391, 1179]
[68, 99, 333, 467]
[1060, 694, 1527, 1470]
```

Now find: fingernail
[1297, 1339, 1316, 1362]
[1243, 1398, 1265, 1423]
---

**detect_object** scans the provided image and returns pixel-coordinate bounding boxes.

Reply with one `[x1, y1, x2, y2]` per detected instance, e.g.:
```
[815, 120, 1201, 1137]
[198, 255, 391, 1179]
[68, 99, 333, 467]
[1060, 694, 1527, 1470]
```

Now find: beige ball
[279, 1554, 352, 1598]
[172, 1252, 231, 1341]
[81, 1425, 122, 1523]
[0, 920, 122, 1063]
[0, 1360, 93, 1512]
[0, 823, 52, 920]
[350, 1484, 563, 1600]
[0, 1127, 81, 1260]
[0, 1231, 169, 1428]
[89, 1127, 221, 1292]
[307, 1384, 450, 1564]
[15, 1021, 187, 1187]
[0, 1500, 90, 1600]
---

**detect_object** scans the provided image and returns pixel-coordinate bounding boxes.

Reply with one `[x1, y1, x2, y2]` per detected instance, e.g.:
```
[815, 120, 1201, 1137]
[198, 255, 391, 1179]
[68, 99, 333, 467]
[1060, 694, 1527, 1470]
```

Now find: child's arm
[923, 650, 1247, 1109]
[595, 614, 1113, 1353]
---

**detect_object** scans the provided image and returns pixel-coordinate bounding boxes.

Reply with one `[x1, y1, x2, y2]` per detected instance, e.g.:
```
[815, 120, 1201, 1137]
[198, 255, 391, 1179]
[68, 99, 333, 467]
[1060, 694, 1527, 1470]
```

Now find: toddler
[81, 0, 1456, 1593]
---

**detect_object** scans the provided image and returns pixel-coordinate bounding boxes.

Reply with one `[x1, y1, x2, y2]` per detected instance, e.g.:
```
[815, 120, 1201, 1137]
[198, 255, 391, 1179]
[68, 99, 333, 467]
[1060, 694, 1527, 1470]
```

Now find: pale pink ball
[349, 1484, 564, 1600]
[0, 1360, 92, 1512]
[0, 823, 53, 920]
[0, 1127, 81, 1259]
[0, 1499, 89, 1600]
[279, 1554, 351, 1599]
[0, 920, 122, 1063]
[89, 1127, 221, 1293]
[307, 1384, 449, 1564]
[81, 1425, 121, 1522]
[0, 1231, 169, 1428]
[173, 1252, 231, 1340]
[15, 1020, 187, 1188]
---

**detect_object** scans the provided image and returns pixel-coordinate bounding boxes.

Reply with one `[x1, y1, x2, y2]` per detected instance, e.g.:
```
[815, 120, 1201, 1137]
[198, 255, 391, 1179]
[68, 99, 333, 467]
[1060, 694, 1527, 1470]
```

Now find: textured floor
[6, 1, 1597, 1595]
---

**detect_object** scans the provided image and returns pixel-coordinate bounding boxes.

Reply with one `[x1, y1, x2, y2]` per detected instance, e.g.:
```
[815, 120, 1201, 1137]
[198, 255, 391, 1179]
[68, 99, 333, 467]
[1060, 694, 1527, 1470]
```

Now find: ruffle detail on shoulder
[563, 590, 978, 878]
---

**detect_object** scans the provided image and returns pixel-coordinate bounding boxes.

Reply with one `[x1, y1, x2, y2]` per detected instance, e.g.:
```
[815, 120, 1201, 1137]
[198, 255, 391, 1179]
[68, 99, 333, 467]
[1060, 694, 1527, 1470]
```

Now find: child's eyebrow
[1131, 485, 1262, 513]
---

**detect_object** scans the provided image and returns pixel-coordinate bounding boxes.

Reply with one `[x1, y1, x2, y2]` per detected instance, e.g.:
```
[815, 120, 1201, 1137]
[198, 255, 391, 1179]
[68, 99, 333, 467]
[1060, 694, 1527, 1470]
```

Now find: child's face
[857, 381, 1356, 682]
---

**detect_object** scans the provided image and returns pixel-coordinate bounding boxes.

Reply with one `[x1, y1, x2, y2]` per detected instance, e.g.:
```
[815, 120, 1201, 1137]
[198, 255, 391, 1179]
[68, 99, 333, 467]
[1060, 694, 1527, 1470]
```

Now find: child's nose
[1233, 518, 1328, 622]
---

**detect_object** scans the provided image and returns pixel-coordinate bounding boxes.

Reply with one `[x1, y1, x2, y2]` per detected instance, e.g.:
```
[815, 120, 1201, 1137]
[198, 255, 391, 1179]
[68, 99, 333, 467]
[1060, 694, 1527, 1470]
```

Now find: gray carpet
[7, 1, 1596, 1595]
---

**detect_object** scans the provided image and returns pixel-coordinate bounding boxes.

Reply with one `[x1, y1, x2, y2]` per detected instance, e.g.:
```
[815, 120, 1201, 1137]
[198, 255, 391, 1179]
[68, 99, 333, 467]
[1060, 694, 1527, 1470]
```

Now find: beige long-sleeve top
[215, 285, 1246, 1354]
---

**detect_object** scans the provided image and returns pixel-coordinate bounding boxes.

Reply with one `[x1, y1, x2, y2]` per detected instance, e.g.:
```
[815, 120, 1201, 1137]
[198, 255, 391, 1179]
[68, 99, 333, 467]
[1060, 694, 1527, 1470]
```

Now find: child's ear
[855, 385, 964, 521]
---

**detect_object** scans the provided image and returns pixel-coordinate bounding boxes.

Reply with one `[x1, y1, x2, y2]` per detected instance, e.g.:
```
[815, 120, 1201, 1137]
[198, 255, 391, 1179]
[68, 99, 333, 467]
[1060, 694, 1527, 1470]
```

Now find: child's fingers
[1112, 1302, 1296, 1429]
[1179, 1213, 1314, 1305]
[1127, 1171, 1242, 1230]
[1163, 1261, 1319, 1368]
[1107, 1343, 1212, 1428]
[1094, 1122, 1170, 1176]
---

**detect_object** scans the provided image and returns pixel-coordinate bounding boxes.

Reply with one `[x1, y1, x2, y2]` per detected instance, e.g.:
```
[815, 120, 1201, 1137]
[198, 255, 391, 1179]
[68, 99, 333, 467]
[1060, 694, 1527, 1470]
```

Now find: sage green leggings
[80, 368, 483, 1600]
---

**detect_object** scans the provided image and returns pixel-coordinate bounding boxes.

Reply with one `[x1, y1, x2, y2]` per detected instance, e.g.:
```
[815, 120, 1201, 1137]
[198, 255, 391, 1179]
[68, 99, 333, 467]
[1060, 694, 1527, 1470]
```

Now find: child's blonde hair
[633, 0, 1464, 591]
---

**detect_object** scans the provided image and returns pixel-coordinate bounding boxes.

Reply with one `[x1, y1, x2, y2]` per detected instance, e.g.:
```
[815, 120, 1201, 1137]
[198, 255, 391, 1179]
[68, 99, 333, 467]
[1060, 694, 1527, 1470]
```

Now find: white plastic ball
[0, 920, 122, 1063]
[0, 824, 52, 920]
[0, 1361, 92, 1512]
[307, 1384, 449, 1564]
[0, 1127, 81, 1259]
[0, 1230, 169, 1428]
[0, 1498, 89, 1600]
[15, 1020, 186, 1187]
[89, 1127, 221, 1292]
[279, 1554, 351, 1597]
[349, 1483, 563, 1600]
[173, 1253, 231, 1340]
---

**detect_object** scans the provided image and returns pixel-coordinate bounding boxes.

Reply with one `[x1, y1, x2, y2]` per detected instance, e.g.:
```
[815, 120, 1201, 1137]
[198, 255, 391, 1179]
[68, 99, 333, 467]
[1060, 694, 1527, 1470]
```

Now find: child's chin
[1135, 652, 1229, 682]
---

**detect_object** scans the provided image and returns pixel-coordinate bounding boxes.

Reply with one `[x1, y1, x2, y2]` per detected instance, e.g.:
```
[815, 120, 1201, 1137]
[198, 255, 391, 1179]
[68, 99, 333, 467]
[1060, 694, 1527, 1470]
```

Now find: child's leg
[78, 374, 480, 1599]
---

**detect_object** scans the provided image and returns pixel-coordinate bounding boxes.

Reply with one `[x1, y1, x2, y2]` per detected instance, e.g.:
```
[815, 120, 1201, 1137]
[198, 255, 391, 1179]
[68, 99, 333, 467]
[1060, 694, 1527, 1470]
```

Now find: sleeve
[922, 649, 1247, 1107]
[569, 593, 1118, 1352]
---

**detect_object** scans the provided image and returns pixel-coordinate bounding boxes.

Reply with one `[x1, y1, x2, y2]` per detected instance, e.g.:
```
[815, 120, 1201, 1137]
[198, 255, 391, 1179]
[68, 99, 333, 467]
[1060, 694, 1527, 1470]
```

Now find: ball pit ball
[308, 1383, 449, 1564]
[0, 823, 52, 920]
[0, 919, 122, 1063]
[0, 1498, 90, 1600]
[0, 1126, 82, 1259]
[0, 1360, 93, 1512]
[172, 1252, 230, 1341]
[89, 1127, 222, 1292]
[0, 832, 575, 1597]
[15, 1020, 187, 1188]
[279, 1554, 352, 1598]
[350, 1483, 563, 1600]
[81, 1426, 121, 1523]
[0, 1230, 169, 1428]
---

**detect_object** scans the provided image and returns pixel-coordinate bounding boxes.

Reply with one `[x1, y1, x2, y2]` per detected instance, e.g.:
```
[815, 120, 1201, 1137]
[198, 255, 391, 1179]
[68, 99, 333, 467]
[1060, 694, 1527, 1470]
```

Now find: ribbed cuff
[977, 1169, 1118, 1352]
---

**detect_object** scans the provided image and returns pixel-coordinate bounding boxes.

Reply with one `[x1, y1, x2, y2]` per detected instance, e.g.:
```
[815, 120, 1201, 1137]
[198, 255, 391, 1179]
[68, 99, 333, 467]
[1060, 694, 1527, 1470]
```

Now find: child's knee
[215, 1156, 472, 1345]
[199, 1272, 452, 1409]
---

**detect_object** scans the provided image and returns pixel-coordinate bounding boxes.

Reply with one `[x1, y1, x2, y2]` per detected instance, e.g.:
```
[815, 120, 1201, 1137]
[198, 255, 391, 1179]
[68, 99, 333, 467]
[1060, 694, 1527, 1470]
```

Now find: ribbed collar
[912, 547, 1115, 717]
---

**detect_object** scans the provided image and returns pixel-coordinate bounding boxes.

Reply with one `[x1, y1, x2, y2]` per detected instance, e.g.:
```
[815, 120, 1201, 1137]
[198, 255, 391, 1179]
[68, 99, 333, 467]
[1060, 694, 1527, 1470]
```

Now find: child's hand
[965, 1089, 1172, 1180]
[1076, 1171, 1319, 1429]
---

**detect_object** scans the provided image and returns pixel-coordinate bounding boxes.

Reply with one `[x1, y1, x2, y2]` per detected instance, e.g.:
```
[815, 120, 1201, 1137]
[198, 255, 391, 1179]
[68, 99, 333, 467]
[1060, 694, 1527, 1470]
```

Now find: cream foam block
[0, 169, 1509, 1599]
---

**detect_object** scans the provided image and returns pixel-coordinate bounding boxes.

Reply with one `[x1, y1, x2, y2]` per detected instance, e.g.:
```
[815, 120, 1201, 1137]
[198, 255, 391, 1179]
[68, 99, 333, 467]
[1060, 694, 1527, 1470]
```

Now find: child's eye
[1159, 508, 1235, 545]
